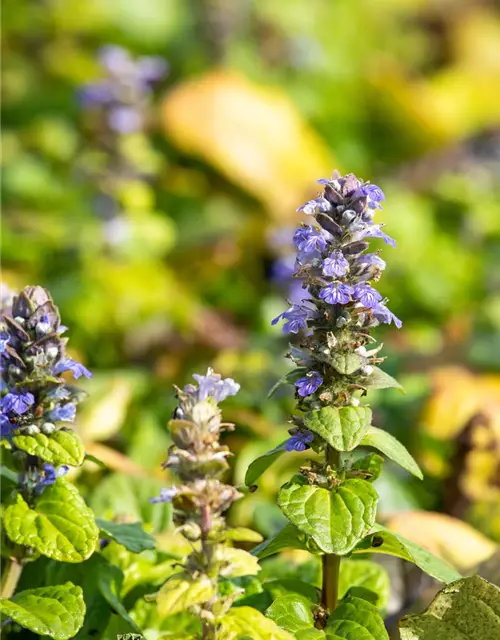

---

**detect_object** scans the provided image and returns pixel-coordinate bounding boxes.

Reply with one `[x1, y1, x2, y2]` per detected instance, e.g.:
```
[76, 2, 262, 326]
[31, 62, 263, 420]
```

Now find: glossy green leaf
[339, 559, 390, 609]
[360, 426, 423, 479]
[245, 441, 288, 486]
[12, 429, 85, 467]
[303, 406, 372, 452]
[157, 573, 214, 617]
[268, 367, 308, 398]
[96, 518, 156, 553]
[266, 594, 314, 632]
[0, 583, 85, 640]
[326, 594, 389, 639]
[251, 523, 310, 559]
[352, 525, 461, 583]
[278, 477, 378, 554]
[361, 367, 405, 393]
[2, 479, 98, 562]
[218, 606, 294, 639]
[399, 576, 500, 639]
[351, 454, 384, 482]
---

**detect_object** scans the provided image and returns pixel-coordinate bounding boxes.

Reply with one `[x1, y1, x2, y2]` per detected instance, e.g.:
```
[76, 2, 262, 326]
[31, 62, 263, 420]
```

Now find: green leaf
[0, 465, 18, 483]
[278, 477, 378, 555]
[84, 453, 108, 469]
[266, 594, 314, 632]
[304, 406, 372, 452]
[245, 441, 288, 486]
[96, 559, 142, 633]
[331, 353, 363, 375]
[361, 367, 405, 393]
[90, 472, 172, 533]
[351, 454, 384, 482]
[339, 559, 390, 610]
[0, 582, 85, 640]
[326, 595, 389, 639]
[399, 576, 500, 640]
[12, 429, 85, 466]
[352, 525, 462, 583]
[360, 426, 423, 479]
[219, 547, 261, 578]
[268, 368, 308, 398]
[218, 606, 294, 639]
[2, 478, 99, 562]
[157, 573, 215, 617]
[296, 630, 327, 639]
[264, 578, 320, 604]
[96, 519, 156, 553]
[251, 523, 309, 559]
[222, 527, 263, 543]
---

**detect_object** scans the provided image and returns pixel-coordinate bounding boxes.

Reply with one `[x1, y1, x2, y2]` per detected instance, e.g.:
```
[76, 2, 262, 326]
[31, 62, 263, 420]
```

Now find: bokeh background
[3, 0, 500, 628]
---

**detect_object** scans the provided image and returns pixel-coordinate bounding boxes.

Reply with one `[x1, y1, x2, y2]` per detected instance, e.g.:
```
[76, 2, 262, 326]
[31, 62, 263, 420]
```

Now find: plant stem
[1, 558, 23, 599]
[322, 445, 341, 613]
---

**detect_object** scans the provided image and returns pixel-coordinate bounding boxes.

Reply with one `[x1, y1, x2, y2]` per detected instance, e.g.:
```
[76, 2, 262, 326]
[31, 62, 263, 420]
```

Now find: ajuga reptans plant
[0, 287, 155, 639]
[247, 172, 465, 636]
[150, 370, 294, 639]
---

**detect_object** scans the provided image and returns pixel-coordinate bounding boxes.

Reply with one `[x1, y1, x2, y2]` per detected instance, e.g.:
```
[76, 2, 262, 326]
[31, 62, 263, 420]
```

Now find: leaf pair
[267, 593, 389, 639]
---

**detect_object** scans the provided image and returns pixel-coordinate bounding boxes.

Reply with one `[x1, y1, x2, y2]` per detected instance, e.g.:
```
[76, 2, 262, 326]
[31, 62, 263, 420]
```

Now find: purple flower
[322, 252, 349, 277]
[286, 431, 314, 452]
[1, 391, 35, 415]
[150, 487, 178, 504]
[35, 315, 52, 337]
[0, 332, 9, 353]
[272, 305, 310, 334]
[78, 82, 114, 107]
[40, 464, 69, 488]
[191, 370, 240, 403]
[353, 284, 382, 308]
[297, 197, 332, 215]
[1, 414, 12, 437]
[319, 283, 353, 305]
[54, 358, 92, 380]
[138, 56, 168, 84]
[99, 45, 132, 75]
[295, 371, 323, 397]
[49, 403, 76, 423]
[108, 107, 143, 133]
[293, 226, 328, 260]
[359, 226, 396, 248]
[360, 184, 385, 209]
[373, 303, 403, 329]
[357, 253, 386, 270]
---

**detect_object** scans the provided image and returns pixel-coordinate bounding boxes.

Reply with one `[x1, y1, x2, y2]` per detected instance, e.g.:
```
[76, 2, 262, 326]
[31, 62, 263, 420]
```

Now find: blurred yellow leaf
[78, 374, 135, 441]
[386, 511, 496, 573]
[162, 70, 335, 220]
[420, 367, 500, 442]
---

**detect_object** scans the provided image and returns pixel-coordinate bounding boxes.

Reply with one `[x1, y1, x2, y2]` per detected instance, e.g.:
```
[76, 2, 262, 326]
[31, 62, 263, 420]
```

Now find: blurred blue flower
[49, 403, 76, 423]
[286, 431, 314, 452]
[295, 371, 323, 397]
[54, 358, 92, 380]
[150, 487, 178, 504]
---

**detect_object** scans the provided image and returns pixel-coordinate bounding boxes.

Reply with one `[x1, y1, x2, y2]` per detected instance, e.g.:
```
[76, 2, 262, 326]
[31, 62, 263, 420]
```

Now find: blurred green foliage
[3, 0, 500, 593]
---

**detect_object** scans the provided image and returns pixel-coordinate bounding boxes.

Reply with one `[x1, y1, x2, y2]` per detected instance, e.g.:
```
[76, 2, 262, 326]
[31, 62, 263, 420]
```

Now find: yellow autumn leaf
[420, 367, 500, 442]
[386, 511, 496, 573]
[162, 70, 335, 220]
